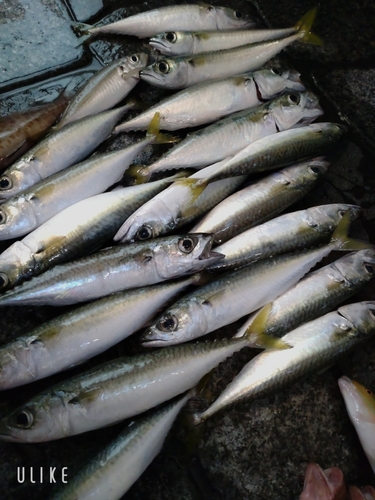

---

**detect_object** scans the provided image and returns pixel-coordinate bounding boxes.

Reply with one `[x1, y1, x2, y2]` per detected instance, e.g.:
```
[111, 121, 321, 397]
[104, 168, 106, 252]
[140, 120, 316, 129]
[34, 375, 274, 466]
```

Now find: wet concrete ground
[1, 0, 375, 499]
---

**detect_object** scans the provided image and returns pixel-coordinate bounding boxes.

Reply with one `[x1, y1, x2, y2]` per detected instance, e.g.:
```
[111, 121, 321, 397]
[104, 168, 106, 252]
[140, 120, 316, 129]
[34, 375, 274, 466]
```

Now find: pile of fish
[0, 3, 374, 499]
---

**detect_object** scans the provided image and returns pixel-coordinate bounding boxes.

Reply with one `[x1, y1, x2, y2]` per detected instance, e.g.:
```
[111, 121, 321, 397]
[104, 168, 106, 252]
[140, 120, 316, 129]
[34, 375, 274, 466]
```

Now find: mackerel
[135, 91, 323, 180]
[0, 178, 177, 291]
[114, 158, 247, 243]
[74, 4, 254, 40]
[0, 104, 133, 201]
[209, 203, 361, 269]
[194, 122, 346, 186]
[140, 9, 320, 89]
[56, 54, 148, 128]
[0, 234, 221, 306]
[0, 325, 285, 442]
[141, 211, 365, 347]
[0, 277, 196, 389]
[50, 394, 189, 500]
[150, 26, 297, 56]
[236, 249, 375, 340]
[0, 114, 174, 240]
[196, 301, 375, 423]
[115, 68, 305, 133]
[192, 159, 329, 244]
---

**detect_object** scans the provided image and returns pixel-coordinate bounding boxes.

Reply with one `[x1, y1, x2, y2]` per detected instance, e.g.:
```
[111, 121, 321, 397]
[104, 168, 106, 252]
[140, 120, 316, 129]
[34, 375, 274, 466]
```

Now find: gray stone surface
[0, 0, 375, 499]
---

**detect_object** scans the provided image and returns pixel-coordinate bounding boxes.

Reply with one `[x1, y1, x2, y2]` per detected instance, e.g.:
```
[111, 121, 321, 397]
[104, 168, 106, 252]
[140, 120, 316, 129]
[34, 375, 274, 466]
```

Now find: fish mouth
[149, 39, 169, 53]
[139, 69, 160, 82]
[198, 234, 225, 262]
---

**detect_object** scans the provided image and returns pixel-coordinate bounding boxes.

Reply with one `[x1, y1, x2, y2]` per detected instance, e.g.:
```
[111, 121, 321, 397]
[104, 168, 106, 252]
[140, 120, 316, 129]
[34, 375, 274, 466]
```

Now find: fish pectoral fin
[69, 387, 102, 405]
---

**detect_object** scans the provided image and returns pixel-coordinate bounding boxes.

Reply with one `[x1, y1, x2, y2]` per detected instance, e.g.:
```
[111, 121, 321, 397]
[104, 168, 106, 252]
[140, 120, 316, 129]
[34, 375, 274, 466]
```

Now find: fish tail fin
[172, 177, 208, 203]
[146, 112, 180, 145]
[126, 164, 150, 184]
[71, 22, 96, 45]
[242, 303, 291, 350]
[331, 211, 375, 251]
[295, 7, 323, 46]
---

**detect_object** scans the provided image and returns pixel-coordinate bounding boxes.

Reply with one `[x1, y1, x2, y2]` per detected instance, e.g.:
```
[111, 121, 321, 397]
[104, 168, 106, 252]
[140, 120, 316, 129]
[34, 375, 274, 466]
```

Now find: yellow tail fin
[146, 112, 180, 144]
[331, 210, 374, 251]
[295, 7, 323, 46]
[243, 303, 291, 350]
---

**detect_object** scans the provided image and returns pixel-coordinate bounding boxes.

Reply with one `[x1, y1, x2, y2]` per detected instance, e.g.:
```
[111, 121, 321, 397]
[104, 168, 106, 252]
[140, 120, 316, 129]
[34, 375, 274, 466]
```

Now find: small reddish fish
[0, 94, 69, 170]
[348, 485, 375, 500]
[299, 463, 347, 500]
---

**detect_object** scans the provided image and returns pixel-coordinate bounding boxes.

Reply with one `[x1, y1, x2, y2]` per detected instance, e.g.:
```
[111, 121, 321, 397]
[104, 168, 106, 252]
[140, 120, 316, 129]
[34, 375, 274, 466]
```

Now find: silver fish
[0, 104, 132, 202]
[0, 131, 165, 241]
[50, 394, 189, 500]
[209, 203, 361, 269]
[115, 68, 305, 133]
[236, 249, 375, 340]
[140, 9, 319, 89]
[56, 54, 148, 128]
[192, 159, 329, 245]
[339, 376, 375, 474]
[0, 234, 221, 306]
[0, 178, 176, 291]
[114, 158, 247, 243]
[197, 301, 375, 423]
[75, 4, 254, 40]
[194, 122, 346, 186]
[142, 213, 361, 347]
[0, 277, 196, 389]
[150, 27, 297, 56]
[137, 91, 323, 180]
[0, 325, 283, 442]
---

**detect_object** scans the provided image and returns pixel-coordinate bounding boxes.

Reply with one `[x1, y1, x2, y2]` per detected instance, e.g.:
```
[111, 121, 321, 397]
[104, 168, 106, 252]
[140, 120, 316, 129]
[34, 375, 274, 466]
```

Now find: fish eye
[0, 273, 9, 289]
[0, 209, 6, 224]
[178, 236, 196, 253]
[271, 68, 281, 75]
[287, 93, 300, 105]
[364, 263, 375, 275]
[157, 61, 171, 74]
[131, 54, 139, 63]
[308, 165, 322, 174]
[366, 389, 374, 396]
[156, 314, 178, 332]
[136, 225, 153, 241]
[14, 409, 33, 429]
[0, 175, 12, 191]
[165, 32, 177, 43]
[234, 10, 243, 19]
[207, 6, 214, 12]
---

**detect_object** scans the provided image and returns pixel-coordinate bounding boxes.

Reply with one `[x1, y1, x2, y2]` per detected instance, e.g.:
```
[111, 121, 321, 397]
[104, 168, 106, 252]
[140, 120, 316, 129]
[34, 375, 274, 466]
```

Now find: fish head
[304, 203, 362, 233]
[141, 299, 209, 346]
[337, 301, 375, 339]
[271, 90, 323, 131]
[0, 240, 34, 291]
[283, 157, 329, 186]
[338, 376, 375, 425]
[213, 6, 255, 29]
[253, 68, 305, 99]
[0, 391, 71, 442]
[114, 198, 176, 243]
[310, 122, 348, 142]
[334, 249, 375, 285]
[0, 199, 37, 240]
[117, 52, 148, 79]
[0, 155, 41, 201]
[153, 233, 224, 278]
[149, 32, 194, 56]
[299, 462, 346, 500]
[140, 58, 188, 89]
